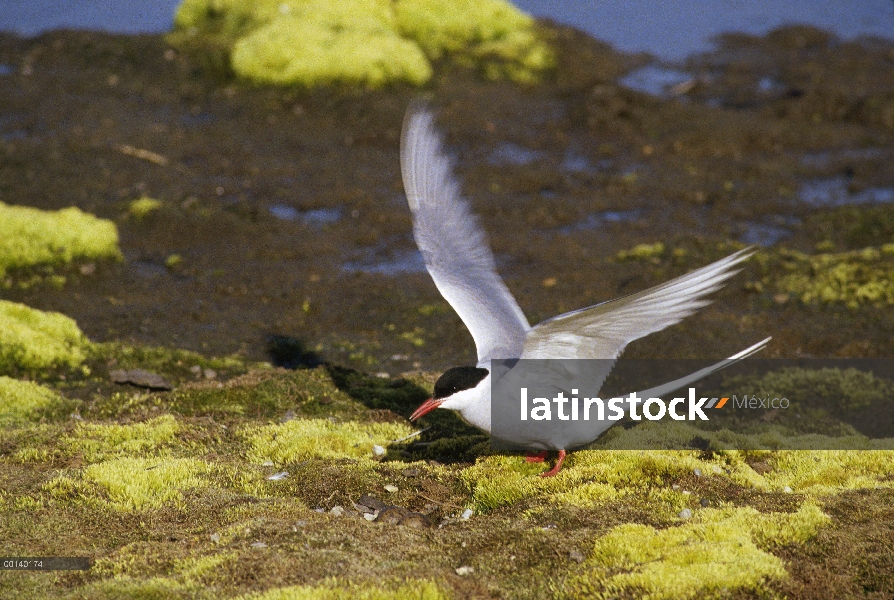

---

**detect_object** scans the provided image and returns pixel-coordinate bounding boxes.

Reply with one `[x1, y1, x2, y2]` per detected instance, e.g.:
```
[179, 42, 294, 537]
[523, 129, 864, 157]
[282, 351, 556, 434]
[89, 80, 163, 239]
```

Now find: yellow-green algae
[0, 201, 120, 277]
[755, 244, 894, 307]
[463, 426, 894, 514]
[238, 579, 449, 600]
[0, 300, 90, 373]
[231, 4, 432, 87]
[566, 502, 829, 600]
[81, 456, 214, 510]
[616, 241, 665, 261]
[128, 196, 163, 219]
[173, 0, 551, 86]
[0, 376, 64, 424]
[245, 417, 414, 463]
[64, 415, 183, 462]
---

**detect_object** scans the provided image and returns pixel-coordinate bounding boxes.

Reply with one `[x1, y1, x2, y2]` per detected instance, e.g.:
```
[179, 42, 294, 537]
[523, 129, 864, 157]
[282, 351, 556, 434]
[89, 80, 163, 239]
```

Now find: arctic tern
[401, 105, 770, 476]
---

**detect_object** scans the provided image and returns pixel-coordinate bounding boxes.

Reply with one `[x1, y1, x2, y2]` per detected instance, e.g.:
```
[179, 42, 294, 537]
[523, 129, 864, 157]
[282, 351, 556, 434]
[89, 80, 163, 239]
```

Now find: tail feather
[635, 337, 771, 400]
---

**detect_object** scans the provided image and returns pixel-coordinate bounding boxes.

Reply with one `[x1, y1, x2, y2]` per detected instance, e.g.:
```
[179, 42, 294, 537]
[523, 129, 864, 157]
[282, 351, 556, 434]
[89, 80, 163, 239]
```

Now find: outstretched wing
[522, 248, 755, 361]
[401, 105, 530, 362]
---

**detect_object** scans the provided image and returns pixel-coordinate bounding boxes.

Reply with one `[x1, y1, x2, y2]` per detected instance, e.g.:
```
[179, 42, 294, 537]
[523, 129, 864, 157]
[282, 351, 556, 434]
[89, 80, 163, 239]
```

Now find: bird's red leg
[525, 450, 548, 463]
[539, 450, 567, 477]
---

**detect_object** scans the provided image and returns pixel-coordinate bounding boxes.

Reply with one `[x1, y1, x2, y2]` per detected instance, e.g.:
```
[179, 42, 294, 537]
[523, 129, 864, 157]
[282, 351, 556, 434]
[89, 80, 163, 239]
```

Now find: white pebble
[455, 566, 474, 576]
[262, 460, 274, 467]
[329, 505, 345, 517]
[384, 484, 398, 493]
[250, 542, 267, 548]
[460, 509, 473, 520]
[783, 485, 793, 493]
[679, 508, 693, 519]
[372, 445, 386, 456]
[363, 512, 378, 521]
[267, 471, 289, 481]
[693, 468, 702, 477]
[210, 533, 220, 543]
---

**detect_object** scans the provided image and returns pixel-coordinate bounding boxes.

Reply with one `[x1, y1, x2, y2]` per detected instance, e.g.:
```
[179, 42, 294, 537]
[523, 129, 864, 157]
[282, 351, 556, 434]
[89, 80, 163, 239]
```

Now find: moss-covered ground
[0, 16, 893, 600]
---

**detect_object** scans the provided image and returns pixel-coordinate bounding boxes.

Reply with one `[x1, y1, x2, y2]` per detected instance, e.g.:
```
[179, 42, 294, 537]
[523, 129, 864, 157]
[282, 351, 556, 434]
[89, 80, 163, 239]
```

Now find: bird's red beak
[410, 398, 442, 421]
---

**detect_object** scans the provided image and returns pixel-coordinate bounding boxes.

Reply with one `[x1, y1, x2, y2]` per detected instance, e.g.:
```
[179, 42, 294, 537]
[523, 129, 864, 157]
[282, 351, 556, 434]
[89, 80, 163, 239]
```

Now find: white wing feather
[401, 105, 530, 362]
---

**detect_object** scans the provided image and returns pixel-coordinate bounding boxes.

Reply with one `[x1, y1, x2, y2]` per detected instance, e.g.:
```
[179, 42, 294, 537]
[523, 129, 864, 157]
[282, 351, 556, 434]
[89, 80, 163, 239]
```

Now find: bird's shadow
[266, 334, 488, 464]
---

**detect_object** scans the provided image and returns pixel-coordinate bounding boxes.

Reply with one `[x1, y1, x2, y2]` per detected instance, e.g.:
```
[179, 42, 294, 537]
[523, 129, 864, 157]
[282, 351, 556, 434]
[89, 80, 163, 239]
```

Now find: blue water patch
[269, 204, 342, 225]
[619, 65, 693, 97]
[343, 249, 427, 276]
[561, 150, 612, 175]
[557, 210, 642, 234]
[798, 176, 894, 207]
[0, 64, 13, 76]
[489, 142, 545, 166]
[739, 223, 792, 246]
[800, 148, 888, 169]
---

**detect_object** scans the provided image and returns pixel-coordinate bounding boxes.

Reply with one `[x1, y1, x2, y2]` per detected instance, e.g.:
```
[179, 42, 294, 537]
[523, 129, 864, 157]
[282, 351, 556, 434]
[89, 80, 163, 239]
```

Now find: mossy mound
[0, 377, 65, 424]
[245, 418, 415, 463]
[81, 456, 216, 511]
[172, 0, 552, 86]
[0, 201, 121, 278]
[0, 300, 90, 374]
[752, 245, 894, 308]
[238, 579, 449, 600]
[128, 196, 163, 220]
[566, 502, 828, 599]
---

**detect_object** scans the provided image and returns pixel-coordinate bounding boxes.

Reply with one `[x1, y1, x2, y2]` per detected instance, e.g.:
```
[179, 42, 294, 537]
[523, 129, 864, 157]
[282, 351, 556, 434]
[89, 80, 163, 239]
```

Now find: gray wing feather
[401, 105, 530, 362]
[522, 248, 755, 361]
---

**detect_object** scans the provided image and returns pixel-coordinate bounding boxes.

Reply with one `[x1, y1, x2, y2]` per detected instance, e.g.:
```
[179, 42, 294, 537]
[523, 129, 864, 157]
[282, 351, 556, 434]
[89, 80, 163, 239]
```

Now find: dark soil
[1, 24, 893, 374]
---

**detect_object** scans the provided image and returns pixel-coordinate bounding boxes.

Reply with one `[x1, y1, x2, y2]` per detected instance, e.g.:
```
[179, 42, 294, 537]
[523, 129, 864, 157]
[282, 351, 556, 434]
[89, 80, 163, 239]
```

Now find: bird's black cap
[433, 366, 489, 399]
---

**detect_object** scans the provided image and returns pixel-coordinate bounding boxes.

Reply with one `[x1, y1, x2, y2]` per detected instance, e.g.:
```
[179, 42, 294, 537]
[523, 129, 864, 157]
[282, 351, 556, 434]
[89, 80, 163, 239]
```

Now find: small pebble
[267, 471, 288, 481]
[700, 498, 710, 507]
[375, 372, 390, 379]
[363, 512, 378, 521]
[384, 484, 398, 493]
[672, 484, 680, 490]
[372, 445, 386, 457]
[783, 485, 793, 493]
[203, 368, 217, 380]
[401, 468, 420, 477]
[569, 550, 585, 563]
[250, 542, 267, 548]
[280, 410, 295, 423]
[712, 465, 723, 474]
[261, 460, 274, 467]
[460, 508, 473, 520]
[693, 468, 702, 478]
[329, 506, 345, 517]
[210, 533, 220, 543]
[679, 508, 693, 519]
[682, 490, 691, 495]
[455, 566, 474, 577]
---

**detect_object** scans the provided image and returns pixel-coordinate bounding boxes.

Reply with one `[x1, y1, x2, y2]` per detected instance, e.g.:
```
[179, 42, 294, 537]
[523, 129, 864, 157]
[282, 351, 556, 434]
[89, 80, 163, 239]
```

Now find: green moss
[394, 0, 552, 82]
[74, 576, 206, 600]
[723, 366, 894, 411]
[172, 0, 551, 86]
[65, 415, 183, 462]
[0, 300, 90, 373]
[0, 377, 65, 424]
[566, 502, 828, 599]
[616, 242, 665, 261]
[245, 418, 414, 464]
[768, 246, 894, 307]
[128, 196, 163, 219]
[0, 201, 121, 277]
[82, 457, 213, 511]
[238, 579, 449, 600]
[232, 12, 431, 87]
